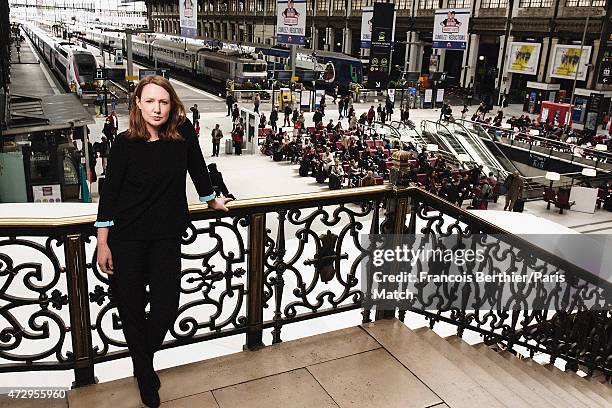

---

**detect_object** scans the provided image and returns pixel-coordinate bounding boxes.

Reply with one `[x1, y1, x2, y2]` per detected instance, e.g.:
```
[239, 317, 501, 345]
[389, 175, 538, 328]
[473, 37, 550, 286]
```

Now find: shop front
[0, 94, 93, 203]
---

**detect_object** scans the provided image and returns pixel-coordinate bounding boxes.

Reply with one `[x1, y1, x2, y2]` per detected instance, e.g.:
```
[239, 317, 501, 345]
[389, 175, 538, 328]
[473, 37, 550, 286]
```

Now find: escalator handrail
[460, 119, 612, 162]
[442, 120, 506, 172]
[423, 120, 508, 178]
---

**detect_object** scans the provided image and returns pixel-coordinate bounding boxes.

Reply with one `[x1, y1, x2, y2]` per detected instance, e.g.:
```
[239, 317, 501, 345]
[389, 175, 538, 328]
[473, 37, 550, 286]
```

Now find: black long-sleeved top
[95, 119, 215, 240]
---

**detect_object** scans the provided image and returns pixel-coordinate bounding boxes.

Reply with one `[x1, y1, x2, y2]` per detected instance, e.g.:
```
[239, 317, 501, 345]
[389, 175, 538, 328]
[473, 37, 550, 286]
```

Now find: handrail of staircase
[1, 185, 610, 384]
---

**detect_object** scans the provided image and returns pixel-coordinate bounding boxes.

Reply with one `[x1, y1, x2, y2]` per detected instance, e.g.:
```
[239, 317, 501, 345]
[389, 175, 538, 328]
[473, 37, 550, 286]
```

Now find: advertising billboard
[179, 0, 197, 38]
[549, 44, 592, 81]
[506, 42, 541, 76]
[276, 0, 307, 45]
[432, 8, 471, 50]
[360, 6, 373, 49]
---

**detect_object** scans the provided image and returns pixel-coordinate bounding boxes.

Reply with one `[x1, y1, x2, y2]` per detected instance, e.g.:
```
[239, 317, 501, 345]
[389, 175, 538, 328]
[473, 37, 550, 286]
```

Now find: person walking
[270, 106, 278, 132]
[504, 170, 524, 211]
[232, 123, 244, 155]
[226, 93, 234, 116]
[254, 93, 260, 114]
[338, 97, 344, 120]
[95, 75, 231, 408]
[99, 136, 111, 173]
[190, 104, 199, 125]
[211, 124, 223, 157]
[283, 103, 292, 127]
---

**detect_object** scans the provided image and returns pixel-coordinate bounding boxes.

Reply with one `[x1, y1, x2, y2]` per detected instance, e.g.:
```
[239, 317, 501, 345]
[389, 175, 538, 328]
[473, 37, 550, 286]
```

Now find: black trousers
[109, 237, 181, 378]
[212, 141, 220, 157]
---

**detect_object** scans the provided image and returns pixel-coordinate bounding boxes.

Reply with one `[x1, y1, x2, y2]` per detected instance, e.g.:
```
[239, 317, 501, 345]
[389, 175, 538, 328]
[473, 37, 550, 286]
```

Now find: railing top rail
[2, 185, 609, 291]
[408, 188, 612, 292]
[0, 185, 392, 228]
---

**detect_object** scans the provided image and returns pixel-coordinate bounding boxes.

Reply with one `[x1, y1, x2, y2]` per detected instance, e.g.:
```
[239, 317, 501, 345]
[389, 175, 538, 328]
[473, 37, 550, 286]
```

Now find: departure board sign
[432, 8, 471, 50]
[276, 0, 306, 45]
[367, 2, 395, 90]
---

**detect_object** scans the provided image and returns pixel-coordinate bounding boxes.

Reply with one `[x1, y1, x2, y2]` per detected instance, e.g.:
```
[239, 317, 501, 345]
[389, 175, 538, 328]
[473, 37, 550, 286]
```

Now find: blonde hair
[127, 75, 186, 141]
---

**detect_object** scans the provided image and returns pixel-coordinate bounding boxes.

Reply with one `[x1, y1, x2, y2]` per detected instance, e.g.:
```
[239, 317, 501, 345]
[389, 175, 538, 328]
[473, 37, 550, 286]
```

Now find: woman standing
[95, 76, 232, 407]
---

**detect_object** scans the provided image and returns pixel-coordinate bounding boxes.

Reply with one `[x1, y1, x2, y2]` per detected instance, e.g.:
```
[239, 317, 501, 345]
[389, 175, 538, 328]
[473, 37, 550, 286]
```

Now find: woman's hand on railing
[97, 243, 114, 275]
[207, 197, 233, 212]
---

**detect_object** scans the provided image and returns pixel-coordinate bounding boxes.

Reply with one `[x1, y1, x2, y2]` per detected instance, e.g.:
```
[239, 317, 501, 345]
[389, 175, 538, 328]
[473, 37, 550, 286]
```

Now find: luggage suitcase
[513, 198, 525, 212]
[225, 139, 233, 154]
[273, 151, 283, 161]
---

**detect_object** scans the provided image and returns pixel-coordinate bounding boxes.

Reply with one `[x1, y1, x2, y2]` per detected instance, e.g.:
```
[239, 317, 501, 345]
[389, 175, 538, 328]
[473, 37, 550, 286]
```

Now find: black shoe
[134, 370, 161, 390]
[136, 374, 160, 407]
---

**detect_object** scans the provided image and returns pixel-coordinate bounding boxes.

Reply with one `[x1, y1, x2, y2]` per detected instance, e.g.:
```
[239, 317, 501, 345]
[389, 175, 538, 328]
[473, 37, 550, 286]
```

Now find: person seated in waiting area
[322, 147, 335, 173]
[348, 159, 361, 187]
[326, 119, 334, 133]
[329, 163, 345, 190]
[334, 121, 343, 132]
[361, 171, 376, 187]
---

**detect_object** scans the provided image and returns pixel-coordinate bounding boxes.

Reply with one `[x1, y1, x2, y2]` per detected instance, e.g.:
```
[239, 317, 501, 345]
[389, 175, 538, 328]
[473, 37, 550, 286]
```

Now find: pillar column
[437, 49, 446, 72]
[312, 26, 319, 50]
[587, 39, 600, 89]
[343, 27, 352, 54]
[496, 35, 513, 93]
[327, 27, 335, 52]
[407, 31, 420, 72]
[461, 33, 479, 88]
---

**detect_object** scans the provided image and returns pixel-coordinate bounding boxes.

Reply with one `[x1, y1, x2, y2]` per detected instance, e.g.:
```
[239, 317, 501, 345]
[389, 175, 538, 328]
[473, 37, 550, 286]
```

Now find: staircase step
[502, 352, 606, 408]
[414, 330, 532, 408]
[473, 344, 589, 408]
[443, 336, 558, 408]
[541, 363, 612, 407]
[361, 319, 505, 408]
[522, 358, 609, 408]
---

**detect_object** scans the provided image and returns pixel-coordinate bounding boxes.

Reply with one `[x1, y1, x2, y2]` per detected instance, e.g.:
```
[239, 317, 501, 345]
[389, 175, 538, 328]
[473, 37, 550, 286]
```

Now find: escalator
[421, 120, 505, 178]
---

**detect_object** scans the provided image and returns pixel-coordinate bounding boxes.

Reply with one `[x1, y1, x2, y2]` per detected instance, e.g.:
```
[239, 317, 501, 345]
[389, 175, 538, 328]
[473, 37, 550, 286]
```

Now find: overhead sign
[180, 0, 197, 38]
[94, 68, 126, 81]
[138, 69, 170, 80]
[276, 0, 306, 45]
[598, 57, 611, 85]
[507, 42, 541, 76]
[549, 44, 592, 81]
[433, 8, 471, 50]
[367, 2, 395, 90]
[360, 6, 373, 49]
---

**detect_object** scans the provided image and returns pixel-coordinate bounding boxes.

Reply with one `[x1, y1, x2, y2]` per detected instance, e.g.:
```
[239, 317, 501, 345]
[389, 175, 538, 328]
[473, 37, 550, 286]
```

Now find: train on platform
[68, 25, 362, 91]
[22, 23, 101, 95]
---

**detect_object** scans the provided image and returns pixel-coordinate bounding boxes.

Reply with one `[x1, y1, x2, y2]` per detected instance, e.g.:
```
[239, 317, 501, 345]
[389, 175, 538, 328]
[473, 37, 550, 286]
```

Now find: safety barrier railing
[1, 184, 610, 387]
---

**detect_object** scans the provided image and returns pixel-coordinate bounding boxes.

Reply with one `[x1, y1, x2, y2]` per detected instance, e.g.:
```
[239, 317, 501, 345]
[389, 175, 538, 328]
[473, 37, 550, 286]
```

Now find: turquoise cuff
[94, 221, 114, 228]
[199, 193, 216, 202]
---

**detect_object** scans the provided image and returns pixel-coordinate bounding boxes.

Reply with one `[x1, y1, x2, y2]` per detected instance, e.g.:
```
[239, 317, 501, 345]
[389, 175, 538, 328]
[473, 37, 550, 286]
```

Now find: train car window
[58, 48, 68, 58]
[242, 63, 266, 72]
[205, 58, 230, 73]
[74, 54, 97, 76]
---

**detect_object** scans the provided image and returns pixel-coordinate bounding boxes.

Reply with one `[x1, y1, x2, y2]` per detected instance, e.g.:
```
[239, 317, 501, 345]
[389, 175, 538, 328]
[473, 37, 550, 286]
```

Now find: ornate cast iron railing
[0, 185, 610, 387]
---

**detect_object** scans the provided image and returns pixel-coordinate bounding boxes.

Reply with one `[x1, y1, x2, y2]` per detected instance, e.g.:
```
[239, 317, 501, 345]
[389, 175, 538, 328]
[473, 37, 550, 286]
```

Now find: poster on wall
[360, 6, 373, 49]
[276, 0, 307, 45]
[507, 42, 541, 75]
[179, 0, 197, 38]
[32, 184, 62, 203]
[432, 8, 471, 50]
[367, 2, 395, 90]
[549, 44, 592, 81]
[429, 55, 439, 72]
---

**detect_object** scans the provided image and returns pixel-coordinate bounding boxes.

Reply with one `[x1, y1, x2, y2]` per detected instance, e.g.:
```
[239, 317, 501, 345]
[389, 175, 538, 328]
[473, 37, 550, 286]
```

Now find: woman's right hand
[97, 243, 114, 275]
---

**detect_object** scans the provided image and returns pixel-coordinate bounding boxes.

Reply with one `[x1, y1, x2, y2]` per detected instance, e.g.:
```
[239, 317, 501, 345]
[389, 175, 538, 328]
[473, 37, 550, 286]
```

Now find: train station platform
[9, 34, 61, 96]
